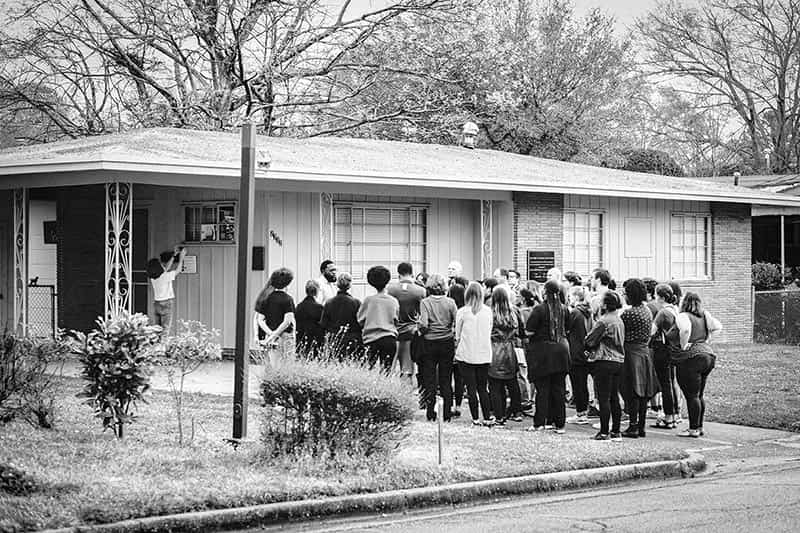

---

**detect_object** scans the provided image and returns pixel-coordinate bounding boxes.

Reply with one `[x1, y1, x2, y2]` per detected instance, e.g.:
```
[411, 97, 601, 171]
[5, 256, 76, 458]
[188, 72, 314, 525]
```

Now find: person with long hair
[488, 287, 523, 425]
[650, 283, 681, 429]
[584, 290, 626, 440]
[620, 278, 660, 438]
[418, 273, 458, 422]
[455, 282, 494, 426]
[566, 285, 594, 425]
[668, 291, 722, 438]
[525, 279, 571, 433]
[254, 267, 296, 363]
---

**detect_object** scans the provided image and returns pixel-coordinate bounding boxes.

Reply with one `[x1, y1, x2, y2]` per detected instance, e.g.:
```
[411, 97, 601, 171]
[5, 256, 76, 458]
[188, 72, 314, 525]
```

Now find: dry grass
[704, 343, 800, 432]
[0, 377, 686, 532]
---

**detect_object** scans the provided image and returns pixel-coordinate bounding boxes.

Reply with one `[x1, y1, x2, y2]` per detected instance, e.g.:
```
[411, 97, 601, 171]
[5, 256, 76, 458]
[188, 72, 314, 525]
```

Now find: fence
[753, 289, 800, 344]
[28, 282, 57, 338]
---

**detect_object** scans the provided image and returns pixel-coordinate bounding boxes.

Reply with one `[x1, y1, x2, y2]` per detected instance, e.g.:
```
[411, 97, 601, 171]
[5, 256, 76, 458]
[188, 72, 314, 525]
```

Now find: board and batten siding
[135, 185, 268, 348]
[564, 195, 711, 281]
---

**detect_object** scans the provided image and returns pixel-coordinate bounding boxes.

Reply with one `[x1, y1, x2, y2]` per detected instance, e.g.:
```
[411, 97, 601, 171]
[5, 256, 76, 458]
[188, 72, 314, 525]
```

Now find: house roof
[699, 174, 800, 195]
[1, 127, 800, 206]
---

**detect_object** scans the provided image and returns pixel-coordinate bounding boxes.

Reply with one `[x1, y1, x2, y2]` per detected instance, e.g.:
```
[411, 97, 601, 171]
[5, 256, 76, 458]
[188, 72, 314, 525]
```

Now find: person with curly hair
[254, 267, 296, 364]
[358, 265, 399, 371]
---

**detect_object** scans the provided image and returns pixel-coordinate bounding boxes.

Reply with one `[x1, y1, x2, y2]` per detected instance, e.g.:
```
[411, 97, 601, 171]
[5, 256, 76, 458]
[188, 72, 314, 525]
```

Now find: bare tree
[638, 0, 800, 174]
[0, 0, 457, 143]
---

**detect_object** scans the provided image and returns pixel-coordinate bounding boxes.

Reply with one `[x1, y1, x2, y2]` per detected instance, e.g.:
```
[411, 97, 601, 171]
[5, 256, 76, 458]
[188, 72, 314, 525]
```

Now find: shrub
[752, 262, 785, 290]
[0, 463, 42, 496]
[157, 320, 222, 445]
[0, 332, 70, 428]
[70, 312, 162, 438]
[260, 357, 416, 461]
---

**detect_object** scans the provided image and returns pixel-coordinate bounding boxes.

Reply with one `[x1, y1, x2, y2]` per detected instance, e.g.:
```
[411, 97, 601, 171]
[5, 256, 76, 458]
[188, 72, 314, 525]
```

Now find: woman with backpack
[525, 279, 571, 434]
[488, 288, 524, 425]
[667, 291, 722, 438]
[650, 284, 680, 429]
[566, 286, 593, 426]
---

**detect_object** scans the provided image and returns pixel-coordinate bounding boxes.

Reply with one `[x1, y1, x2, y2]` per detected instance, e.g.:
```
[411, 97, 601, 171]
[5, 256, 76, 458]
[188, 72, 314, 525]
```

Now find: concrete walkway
[61, 359, 265, 397]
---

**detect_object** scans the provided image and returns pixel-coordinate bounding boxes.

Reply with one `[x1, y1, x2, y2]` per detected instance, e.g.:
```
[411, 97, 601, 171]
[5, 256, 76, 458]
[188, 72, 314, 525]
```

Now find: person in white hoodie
[455, 281, 494, 426]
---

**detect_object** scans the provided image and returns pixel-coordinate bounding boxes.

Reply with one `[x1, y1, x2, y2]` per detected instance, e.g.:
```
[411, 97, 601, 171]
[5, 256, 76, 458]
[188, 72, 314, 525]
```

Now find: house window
[671, 213, 711, 280]
[184, 203, 236, 243]
[563, 210, 604, 277]
[334, 204, 427, 281]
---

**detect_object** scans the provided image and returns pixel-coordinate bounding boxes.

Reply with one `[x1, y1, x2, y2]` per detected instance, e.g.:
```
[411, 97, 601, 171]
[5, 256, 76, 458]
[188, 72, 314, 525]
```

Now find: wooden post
[233, 123, 256, 440]
[436, 397, 443, 465]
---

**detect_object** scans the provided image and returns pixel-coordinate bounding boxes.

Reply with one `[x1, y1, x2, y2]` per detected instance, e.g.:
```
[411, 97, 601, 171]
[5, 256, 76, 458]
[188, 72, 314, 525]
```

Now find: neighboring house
[2, 128, 799, 346]
[700, 174, 800, 271]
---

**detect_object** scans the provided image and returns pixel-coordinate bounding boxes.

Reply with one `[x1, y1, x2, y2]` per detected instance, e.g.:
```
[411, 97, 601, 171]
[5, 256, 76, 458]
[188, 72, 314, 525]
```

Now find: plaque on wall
[527, 250, 555, 282]
[181, 255, 197, 274]
[43, 220, 57, 244]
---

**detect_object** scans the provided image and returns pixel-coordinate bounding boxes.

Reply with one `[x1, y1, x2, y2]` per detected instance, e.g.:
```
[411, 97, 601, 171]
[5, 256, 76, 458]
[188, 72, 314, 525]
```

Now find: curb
[41, 454, 705, 533]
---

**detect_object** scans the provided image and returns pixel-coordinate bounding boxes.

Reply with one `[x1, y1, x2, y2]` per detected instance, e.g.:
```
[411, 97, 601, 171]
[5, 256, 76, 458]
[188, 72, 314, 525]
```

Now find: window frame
[562, 208, 605, 278]
[669, 212, 712, 281]
[183, 201, 237, 244]
[332, 202, 429, 282]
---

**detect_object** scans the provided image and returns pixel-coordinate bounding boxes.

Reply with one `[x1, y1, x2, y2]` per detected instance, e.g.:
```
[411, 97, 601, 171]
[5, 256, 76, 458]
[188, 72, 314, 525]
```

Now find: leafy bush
[752, 262, 786, 290]
[0, 463, 42, 496]
[0, 332, 70, 428]
[70, 312, 162, 438]
[260, 356, 416, 461]
[158, 320, 221, 445]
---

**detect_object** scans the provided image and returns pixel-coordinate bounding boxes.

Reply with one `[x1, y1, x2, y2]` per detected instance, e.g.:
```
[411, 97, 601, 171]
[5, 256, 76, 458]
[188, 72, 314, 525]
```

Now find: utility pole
[233, 123, 256, 440]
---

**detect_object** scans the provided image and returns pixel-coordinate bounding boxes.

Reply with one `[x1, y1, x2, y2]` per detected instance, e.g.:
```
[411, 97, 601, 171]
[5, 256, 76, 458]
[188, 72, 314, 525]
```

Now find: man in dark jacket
[320, 273, 362, 359]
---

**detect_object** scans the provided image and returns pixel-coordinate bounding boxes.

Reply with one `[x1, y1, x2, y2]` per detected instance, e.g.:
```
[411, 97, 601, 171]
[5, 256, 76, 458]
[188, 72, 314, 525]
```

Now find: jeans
[265, 333, 296, 367]
[627, 396, 649, 431]
[592, 361, 623, 435]
[452, 362, 465, 407]
[154, 298, 174, 334]
[419, 338, 455, 420]
[653, 344, 680, 416]
[533, 373, 567, 428]
[489, 376, 521, 422]
[517, 357, 532, 407]
[365, 335, 398, 372]
[675, 352, 716, 430]
[459, 362, 491, 421]
[569, 365, 590, 414]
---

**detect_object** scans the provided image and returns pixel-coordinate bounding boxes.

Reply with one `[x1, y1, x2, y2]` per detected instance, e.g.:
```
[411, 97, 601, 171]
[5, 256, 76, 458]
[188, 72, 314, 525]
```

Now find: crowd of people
[253, 259, 722, 441]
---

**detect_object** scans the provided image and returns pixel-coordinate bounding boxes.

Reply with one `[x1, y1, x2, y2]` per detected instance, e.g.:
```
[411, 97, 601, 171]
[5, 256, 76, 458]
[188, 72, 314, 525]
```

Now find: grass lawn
[704, 343, 800, 432]
[0, 378, 685, 532]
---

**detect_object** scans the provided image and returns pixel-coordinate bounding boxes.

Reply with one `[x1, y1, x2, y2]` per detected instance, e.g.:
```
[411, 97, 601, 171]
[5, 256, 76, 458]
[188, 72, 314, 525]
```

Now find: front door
[132, 208, 149, 316]
[0, 223, 10, 330]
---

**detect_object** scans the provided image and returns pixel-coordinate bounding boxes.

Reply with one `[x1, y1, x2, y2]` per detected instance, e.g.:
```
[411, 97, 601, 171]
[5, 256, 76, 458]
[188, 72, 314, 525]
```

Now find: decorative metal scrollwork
[13, 188, 27, 335]
[320, 192, 333, 261]
[480, 199, 493, 279]
[105, 182, 133, 319]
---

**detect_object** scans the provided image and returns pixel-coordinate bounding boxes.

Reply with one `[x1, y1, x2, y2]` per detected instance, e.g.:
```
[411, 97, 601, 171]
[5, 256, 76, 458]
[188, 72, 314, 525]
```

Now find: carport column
[104, 182, 133, 319]
[320, 192, 334, 261]
[480, 200, 493, 279]
[13, 188, 28, 335]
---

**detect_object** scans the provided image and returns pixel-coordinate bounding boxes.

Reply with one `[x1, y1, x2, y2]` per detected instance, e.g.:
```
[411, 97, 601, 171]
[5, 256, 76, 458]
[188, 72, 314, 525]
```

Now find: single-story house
[2, 128, 799, 346]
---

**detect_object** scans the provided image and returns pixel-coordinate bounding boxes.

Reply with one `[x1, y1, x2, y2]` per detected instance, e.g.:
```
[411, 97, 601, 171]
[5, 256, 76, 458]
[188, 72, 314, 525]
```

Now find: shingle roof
[1, 127, 799, 206]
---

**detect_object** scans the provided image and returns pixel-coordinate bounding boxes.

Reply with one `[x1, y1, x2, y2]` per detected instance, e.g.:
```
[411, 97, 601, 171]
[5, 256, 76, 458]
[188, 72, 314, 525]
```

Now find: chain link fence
[753, 289, 800, 344]
[28, 283, 57, 338]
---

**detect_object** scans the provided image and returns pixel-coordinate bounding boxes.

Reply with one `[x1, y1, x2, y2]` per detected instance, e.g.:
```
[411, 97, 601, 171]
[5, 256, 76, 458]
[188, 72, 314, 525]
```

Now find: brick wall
[682, 202, 752, 343]
[512, 192, 563, 277]
[57, 185, 105, 332]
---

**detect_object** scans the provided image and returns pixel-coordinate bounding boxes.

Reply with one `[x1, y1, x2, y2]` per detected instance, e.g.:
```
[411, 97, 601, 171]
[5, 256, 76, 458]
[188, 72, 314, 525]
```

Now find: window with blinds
[334, 205, 427, 280]
[563, 210, 604, 278]
[670, 213, 711, 280]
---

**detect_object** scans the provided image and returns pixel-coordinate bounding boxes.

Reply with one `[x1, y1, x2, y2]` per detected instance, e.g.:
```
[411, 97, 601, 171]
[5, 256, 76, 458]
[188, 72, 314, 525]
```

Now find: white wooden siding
[564, 195, 710, 281]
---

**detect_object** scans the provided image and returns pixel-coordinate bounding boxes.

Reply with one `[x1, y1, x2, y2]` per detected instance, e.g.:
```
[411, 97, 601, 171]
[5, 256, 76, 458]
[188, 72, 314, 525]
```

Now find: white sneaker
[566, 415, 589, 425]
[592, 422, 601, 430]
[553, 427, 566, 434]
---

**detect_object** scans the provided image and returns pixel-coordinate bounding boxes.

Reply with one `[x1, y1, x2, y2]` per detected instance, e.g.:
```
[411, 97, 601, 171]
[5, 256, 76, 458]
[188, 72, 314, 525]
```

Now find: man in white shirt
[315, 259, 338, 305]
[150, 246, 186, 334]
